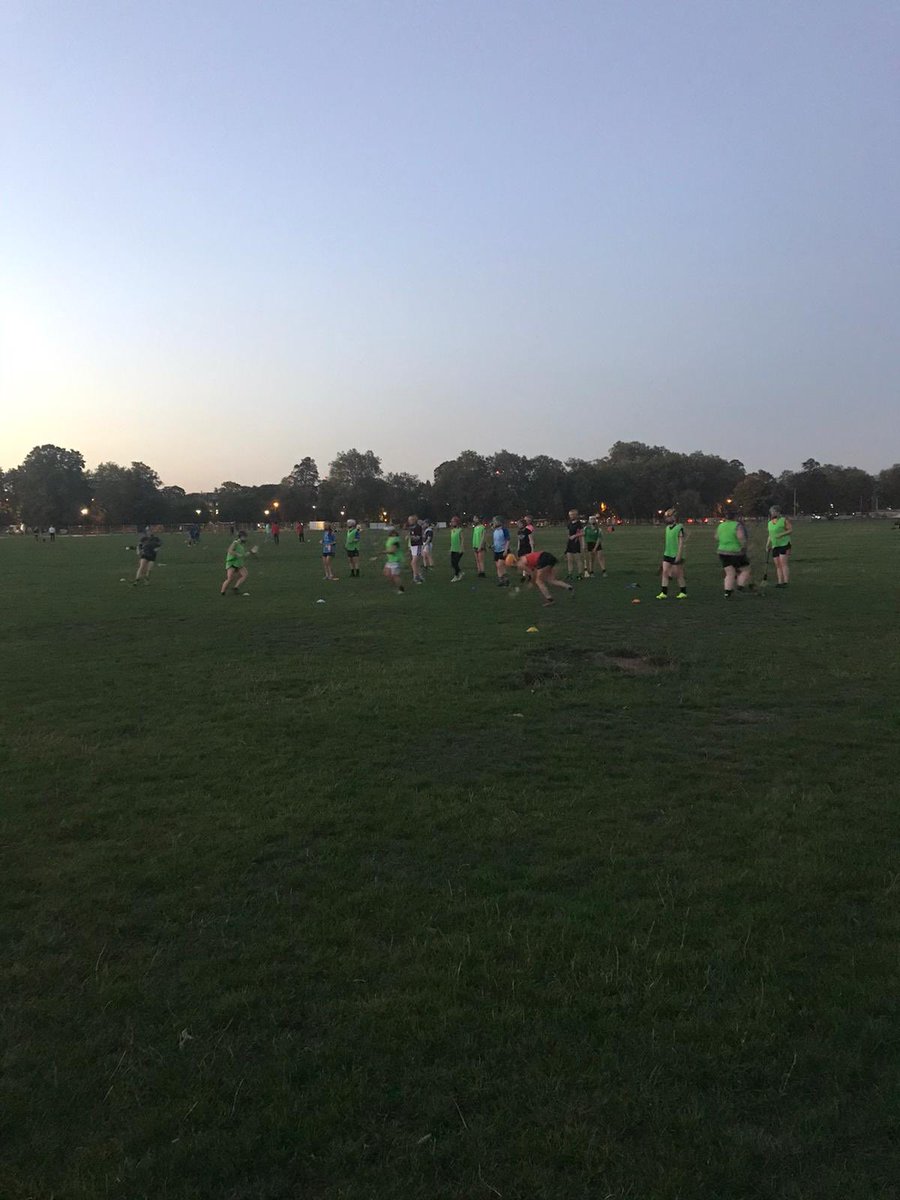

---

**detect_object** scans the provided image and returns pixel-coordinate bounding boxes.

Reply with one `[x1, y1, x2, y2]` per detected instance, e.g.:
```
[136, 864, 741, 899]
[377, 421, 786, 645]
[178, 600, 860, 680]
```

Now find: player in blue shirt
[491, 517, 511, 587]
[321, 524, 337, 580]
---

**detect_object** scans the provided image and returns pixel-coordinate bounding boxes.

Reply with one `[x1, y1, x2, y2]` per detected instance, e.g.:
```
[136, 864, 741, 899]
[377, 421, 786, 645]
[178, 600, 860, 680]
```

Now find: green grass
[2, 523, 898, 1199]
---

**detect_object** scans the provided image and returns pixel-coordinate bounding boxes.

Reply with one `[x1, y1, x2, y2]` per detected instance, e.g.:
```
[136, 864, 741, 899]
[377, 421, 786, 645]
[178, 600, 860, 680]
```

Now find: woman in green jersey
[471, 517, 486, 577]
[220, 530, 256, 595]
[345, 519, 362, 577]
[715, 508, 751, 598]
[449, 516, 464, 582]
[583, 515, 606, 577]
[656, 508, 687, 599]
[382, 528, 405, 593]
[766, 506, 793, 587]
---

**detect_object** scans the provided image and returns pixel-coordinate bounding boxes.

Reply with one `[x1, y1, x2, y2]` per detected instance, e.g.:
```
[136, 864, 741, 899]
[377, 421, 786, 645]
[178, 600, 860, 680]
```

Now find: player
[422, 520, 435, 570]
[564, 510, 584, 579]
[220, 530, 255, 595]
[383, 527, 405, 593]
[492, 517, 511, 587]
[407, 515, 425, 584]
[583, 515, 606, 576]
[321, 523, 337, 580]
[517, 550, 575, 606]
[472, 516, 487, 577]
[716, 507, 751, 598]
[656, 509, 687, 599]
[345, 519, 362, 577]
[516, 517, 535, 557]
[766, 506, 793, 587]
[296, 521, 305, 542]
[449, 516, 464, 581]
[133, 530, 162, 585]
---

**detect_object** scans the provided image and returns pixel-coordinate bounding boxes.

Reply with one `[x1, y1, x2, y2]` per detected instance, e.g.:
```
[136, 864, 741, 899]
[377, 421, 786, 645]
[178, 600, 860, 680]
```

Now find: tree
[90, 462, 132, 524]
[791, 461, 831, 513]
[877, 464, 900, 508]
[327, 449, 385, 520]
[607, 441, 668, 464]
[432, 451, 492, 518]
[525, 455, 566, 518]
[731, 474, 775, 518]
[384, 472, 428, 521]
[486, 450, 531, 514]
[674, 489, 704, 519]
[218, 481, 263, 524]
[128, 462, 162, 526]
[0, 468, 15, 523]
[281, 457, 319, 519]
[89, 461, 162, 525]
[820, 465, 874, 514]
[328, 449, 382, 489]
[10, 445, 89, 526]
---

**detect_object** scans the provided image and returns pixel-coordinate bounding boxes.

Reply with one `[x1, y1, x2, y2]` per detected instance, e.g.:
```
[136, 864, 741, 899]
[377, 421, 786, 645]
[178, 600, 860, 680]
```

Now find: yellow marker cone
[526, 626, 539, 633]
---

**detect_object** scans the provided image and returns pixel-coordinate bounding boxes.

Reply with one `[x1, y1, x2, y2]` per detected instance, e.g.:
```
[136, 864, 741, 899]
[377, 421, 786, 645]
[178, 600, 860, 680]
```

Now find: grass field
[2, 522, 898, 1199]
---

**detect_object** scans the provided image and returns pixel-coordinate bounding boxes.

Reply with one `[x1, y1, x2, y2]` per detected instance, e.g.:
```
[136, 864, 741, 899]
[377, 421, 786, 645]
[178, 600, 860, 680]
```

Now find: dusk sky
[3, 1, 898, 491]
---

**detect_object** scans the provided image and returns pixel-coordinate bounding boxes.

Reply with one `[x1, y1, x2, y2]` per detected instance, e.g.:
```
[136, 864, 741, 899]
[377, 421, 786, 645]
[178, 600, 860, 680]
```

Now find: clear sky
[2, 0, 898, 490]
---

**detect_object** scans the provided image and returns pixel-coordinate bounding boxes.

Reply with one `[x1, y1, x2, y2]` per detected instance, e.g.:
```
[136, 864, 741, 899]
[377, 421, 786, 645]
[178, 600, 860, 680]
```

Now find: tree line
[2, 442, 898, 528]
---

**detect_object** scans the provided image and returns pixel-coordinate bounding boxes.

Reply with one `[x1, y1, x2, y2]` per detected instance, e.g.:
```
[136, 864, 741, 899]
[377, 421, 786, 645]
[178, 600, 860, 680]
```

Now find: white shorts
[409, 545, 422, 557]
[384, 561, 401, 575]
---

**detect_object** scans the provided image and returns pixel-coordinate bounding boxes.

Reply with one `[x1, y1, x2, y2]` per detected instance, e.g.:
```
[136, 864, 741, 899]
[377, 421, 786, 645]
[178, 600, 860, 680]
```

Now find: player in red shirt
[515, 550, 575, 606]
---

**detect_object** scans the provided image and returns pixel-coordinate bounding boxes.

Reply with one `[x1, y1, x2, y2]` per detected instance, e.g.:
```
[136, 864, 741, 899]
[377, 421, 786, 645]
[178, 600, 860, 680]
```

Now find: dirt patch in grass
[521, 646, 676, 686]
[593, 649, 676, 676]
[522, 655, 573, 686]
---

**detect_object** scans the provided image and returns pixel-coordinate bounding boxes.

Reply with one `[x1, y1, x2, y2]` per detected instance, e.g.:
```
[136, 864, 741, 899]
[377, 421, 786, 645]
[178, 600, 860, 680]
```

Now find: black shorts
[565, 539, 582, 555]
[535, 552, 557, 569]
[140, 554, 156, 563]
[346, 549, 359, 558]
[494, 550, 507, 562]
[772, 544, 791, 558]
[719, 554, 749, 570]
[662, 555, 678, 565]
[585, 540, 601, 552]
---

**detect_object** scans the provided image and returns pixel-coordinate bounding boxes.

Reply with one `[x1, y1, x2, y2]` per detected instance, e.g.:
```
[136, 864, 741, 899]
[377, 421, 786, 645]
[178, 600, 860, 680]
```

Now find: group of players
[654, 504, 793, 599]
[210, 504, 793, 605]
